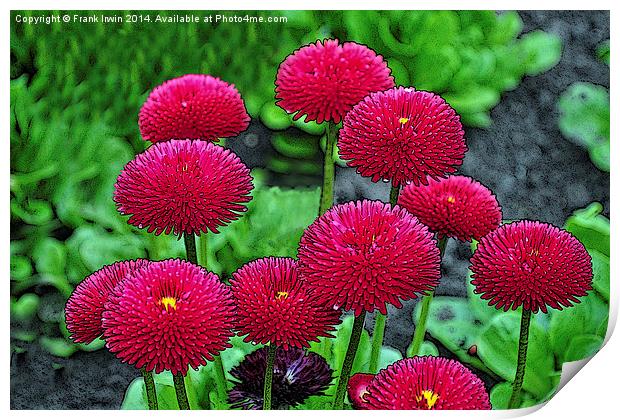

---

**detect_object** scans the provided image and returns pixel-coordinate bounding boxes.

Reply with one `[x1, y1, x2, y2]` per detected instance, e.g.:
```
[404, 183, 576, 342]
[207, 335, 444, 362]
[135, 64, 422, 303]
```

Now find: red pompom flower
[470, 220, 593, 313]
[297, 200, 441, 315]
[360, 357, 491, 410]
[230, 257, 341, 349]
[347, 373, 374, 409]
[338, 87, 467, 187]
[114, 139, 253, 236]
[275, 39, 394, 124]
[398, 175, 502, 242]
[102, 259, 236, 375]
[138, 74, 250, 143]
[65, 259, 149, 344]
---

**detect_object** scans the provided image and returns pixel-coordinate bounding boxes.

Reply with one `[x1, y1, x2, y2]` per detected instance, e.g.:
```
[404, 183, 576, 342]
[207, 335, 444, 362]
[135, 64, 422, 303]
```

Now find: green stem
[389, 185, 400, 206]
[508, 308, 532, 409]
[183, 232, 198, 265]
[263, 344, 277, 410]
[409, 237, 449, 356]
[197, 234, 229, 404]
[173, 372, 190, 410]
[141, 368, 158, 410]
[199, 233, 208, 268]
[367, 186, 401, 373]
[319, 122, 337, 216]
[333, 312, 366, 410]
[368, 313, 386, 373]
[213, 356, 228, 406]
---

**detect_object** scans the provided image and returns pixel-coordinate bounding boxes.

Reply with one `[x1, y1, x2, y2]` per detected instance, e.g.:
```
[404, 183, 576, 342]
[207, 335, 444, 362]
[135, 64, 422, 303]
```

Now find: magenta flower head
[470, 220, 593, 313]
[338, 87, 467, 187]
[297, 200, 441, 315]
[114, 139, 253, 236]
[398, 175, 502, 242]
[358, 356, 491, 410]
[230, 257, 341, 350]
[228, 347, 333, 410]
[102, 259, 236, 375]
[138, 74, 250, 143]
[275, 39, 394, 124]
[65, 259, 149, 344]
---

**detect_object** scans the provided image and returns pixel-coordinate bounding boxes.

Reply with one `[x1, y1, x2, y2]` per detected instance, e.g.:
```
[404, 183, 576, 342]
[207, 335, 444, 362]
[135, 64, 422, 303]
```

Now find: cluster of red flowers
[64, 36, 595, 412]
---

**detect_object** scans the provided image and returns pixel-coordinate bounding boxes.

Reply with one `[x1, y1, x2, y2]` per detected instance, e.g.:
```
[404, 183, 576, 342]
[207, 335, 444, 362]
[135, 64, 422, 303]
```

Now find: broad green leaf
[121, 377, 178, 410]
[477, 312, 557, 398]
[260, 102, 292, 131]
[564, 334, 603, 362]
[40, 336, 77, 358]
[590, 249, 610, 301]
[597, 316, 609, 338]
[549, 291, 607, 362]
[11, 293, 39, 322]
[122, 371, 203, 410]
[564, 202, 610, 257]
[292, 118, 325, 136]
[489, 382, 512, 409]
[407, 341, 439, 357]
[413, 296, 495, 375]
[10, 255, 32, 282]
[558, 83, 609, 172]
[519, 30, 562, 75]
[271, 133, 318, 160]
[32, 237, 66, 276]
[207, 186, 320, 277]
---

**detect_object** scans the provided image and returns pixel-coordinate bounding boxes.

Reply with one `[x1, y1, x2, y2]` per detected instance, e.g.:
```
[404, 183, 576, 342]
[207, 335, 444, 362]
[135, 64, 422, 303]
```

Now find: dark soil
[11, 10, 609, 409]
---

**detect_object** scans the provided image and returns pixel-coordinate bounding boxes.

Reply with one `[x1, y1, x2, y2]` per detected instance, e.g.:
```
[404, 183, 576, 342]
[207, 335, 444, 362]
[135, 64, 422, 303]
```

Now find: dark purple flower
[228, 347, 333, 410]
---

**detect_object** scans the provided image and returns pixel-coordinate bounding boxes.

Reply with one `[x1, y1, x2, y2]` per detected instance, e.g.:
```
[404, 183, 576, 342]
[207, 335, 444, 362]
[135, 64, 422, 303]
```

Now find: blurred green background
[10, 10, 609, 410]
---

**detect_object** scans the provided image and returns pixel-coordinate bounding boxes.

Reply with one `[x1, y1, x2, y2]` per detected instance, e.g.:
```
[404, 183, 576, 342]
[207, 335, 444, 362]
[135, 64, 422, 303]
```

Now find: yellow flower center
[160, 296, 177, 311]
[276, 291, 289, 300]
[529, 248, 540, 256]
[399, 117, 409, 124]
[416, 390, 439, 409]
[447, 195, 456, 204]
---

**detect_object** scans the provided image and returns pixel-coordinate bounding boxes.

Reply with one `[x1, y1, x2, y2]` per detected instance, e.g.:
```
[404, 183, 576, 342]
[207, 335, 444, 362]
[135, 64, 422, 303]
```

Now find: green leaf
[564, 335, 603, 361]
[519, 30, 562, 75]
[596, 39, 610, 65]
[207, 186, 320, 277]
[477, 312, 557, 398]
[292, 119, 325, 136]
[40, 336, 78, 358]
[32, 237, 66, 276]
[414, 296, 494, 375]
[590, 249, 610, 301]
[407, 341, 439, 357]
[10, 255, 32, 282]
[443, 86, 500, 116]
[549, 292, 608, 363]
[122, 371, 203, 410]
[489, 382, 512, 409]
[597, 316, 609, 338]
[329, 315, 371, 376]
[564, 202, 609, 257]
[11, 293, 40, 322]
[271, 133, 318, 160]
[260, 102, 292, 131]
[386, 57, 410, 85]
[558, 83, 609, 171]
